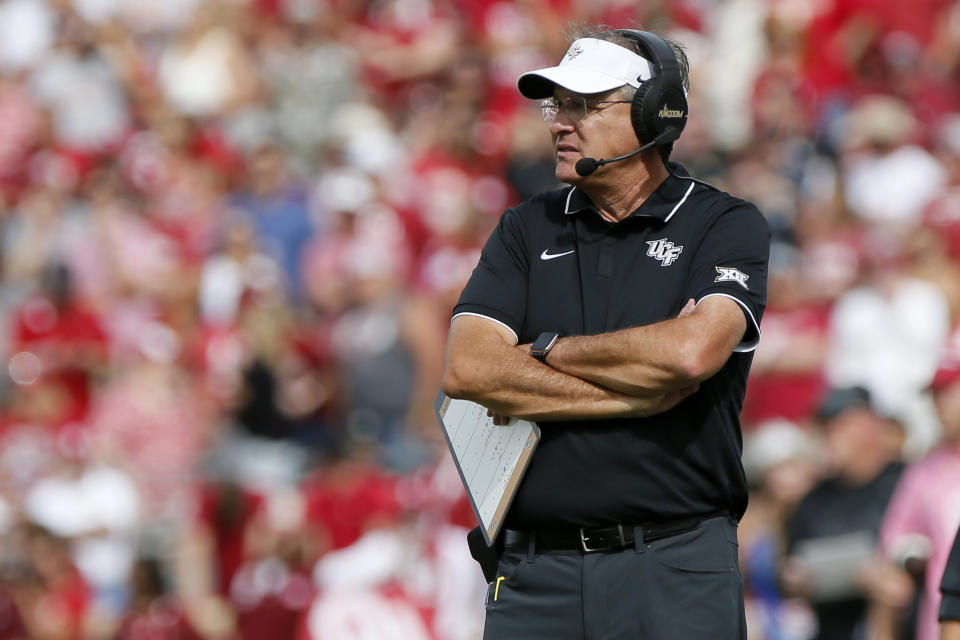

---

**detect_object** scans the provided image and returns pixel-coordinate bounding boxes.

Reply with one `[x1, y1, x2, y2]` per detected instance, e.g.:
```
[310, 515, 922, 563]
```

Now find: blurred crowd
[0, 0, 959, 638]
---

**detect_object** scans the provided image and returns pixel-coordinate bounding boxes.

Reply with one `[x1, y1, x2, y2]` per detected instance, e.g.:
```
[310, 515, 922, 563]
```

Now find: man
[781, 386, 911, 640]
[879, 340, 960, 640]
[441, 27, 770, 639]
[943, 526, 960, 639]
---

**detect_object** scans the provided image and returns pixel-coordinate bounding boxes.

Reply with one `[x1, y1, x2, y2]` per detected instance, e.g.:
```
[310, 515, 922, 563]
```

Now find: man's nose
[549, 117, 575, 136]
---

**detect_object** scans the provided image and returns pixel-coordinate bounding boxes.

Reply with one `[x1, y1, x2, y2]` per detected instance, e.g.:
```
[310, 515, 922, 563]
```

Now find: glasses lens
[564, 97, 588, 121]
[540, 97, 593, 123]
[540, 99, 559, 122]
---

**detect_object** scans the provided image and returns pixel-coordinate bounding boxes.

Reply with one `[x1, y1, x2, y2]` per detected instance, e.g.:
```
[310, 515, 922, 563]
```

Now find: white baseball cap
[518, 38, 654, 100]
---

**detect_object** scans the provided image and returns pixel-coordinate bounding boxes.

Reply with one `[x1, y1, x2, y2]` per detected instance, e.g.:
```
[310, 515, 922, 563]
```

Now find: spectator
[15, 524, 93, 640]
[116, 556, 203, 640]
[825, 228, 950, 457]
[87, 323, 215, 524]
[0, 0, 55, 74]
[157, 2, 258, 118]
[840, 95, 947, 231]
[741, 419, 821, 639]
[228, 488, 315, 640]
[6, 261, 107, 428]
[877, 336, 960, 640]
[742, 240, 830, 426]
[1, 2, 960, 638]
[228, 143, 314, 299]
[782, 386, 912, 640]
[30, 21, 130, 158]
[301, 437, 401, 552]
[23, 429, 140, 621]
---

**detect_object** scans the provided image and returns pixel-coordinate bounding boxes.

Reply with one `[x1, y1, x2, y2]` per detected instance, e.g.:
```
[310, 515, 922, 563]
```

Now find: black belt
[502, 511, 728, 553]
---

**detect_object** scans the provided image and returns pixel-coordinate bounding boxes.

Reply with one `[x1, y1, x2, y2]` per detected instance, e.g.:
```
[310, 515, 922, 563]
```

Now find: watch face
[532, 332, 559, 355]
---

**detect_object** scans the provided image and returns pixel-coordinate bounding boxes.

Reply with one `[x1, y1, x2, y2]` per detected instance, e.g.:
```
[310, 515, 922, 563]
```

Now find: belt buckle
[579, 524, 627, 552]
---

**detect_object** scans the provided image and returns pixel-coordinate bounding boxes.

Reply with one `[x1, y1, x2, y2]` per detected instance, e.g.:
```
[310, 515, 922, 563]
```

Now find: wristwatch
[530, 331, 560, 364]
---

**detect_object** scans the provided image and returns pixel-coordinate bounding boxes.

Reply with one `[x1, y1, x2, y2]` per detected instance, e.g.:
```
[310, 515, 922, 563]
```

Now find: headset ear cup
[658, 86, 689, 140]
[631, 79, 658, 144]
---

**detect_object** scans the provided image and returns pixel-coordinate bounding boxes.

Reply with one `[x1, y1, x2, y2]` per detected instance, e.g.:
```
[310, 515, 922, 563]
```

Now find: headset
[615, 29, 688, 148]
[574, 30, 692, 176]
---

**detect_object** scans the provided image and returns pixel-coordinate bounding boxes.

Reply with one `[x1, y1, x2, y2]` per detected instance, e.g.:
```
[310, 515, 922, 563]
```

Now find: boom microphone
[574, 128, 680, 177]
[575, 147, 645, 176]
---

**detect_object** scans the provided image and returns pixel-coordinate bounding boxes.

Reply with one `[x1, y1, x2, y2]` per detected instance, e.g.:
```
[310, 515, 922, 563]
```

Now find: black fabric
[786, 462, 905, 640]
[502, 510, 729, 552]
[483, 516, 745, 639]
[942, 525, 960, 622]
[468, 526, 501, 583]
[454, 169, 770, 529]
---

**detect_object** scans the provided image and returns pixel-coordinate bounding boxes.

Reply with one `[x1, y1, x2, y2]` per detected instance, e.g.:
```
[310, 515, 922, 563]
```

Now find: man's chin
[555, 162, 583, 186]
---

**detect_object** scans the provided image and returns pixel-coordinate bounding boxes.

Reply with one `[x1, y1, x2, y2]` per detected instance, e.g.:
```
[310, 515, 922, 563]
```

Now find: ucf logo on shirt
[646, 238, 684, 266]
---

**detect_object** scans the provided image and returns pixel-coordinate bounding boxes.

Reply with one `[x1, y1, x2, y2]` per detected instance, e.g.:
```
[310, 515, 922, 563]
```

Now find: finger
[662, 384, 699, 409]
[677, 298, 696, 318]
[673, 384, 699, 399]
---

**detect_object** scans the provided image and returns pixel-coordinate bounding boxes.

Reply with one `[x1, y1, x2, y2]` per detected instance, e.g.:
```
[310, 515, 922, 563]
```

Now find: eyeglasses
[539, 97, 632, 123]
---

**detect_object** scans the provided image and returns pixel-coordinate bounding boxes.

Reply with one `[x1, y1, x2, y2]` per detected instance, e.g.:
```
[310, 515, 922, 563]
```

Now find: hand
[677, 298, 696, 318]
[779, 557, 814, 598]
[856, 559, 914, 608]
[625, 384, 699, 417]
[487, 409, 516, 426]
[942, 621, 960, 640]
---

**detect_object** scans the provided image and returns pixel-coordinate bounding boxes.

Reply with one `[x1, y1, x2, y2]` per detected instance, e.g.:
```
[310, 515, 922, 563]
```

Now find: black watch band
[530, 331, 560, 363]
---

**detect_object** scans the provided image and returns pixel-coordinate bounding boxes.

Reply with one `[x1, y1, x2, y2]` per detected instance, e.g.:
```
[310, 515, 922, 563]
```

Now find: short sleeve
[686, 203, 770, 352]
[878, 466, 926, 561]
[453, 208, 529, 341]
[941, 526, 960, 621]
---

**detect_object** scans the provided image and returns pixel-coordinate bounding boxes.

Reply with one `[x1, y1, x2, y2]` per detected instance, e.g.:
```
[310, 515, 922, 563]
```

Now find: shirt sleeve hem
[940, 594, 960, 622]
[451, 311, 520, 344]
[696, 292, 761, 352]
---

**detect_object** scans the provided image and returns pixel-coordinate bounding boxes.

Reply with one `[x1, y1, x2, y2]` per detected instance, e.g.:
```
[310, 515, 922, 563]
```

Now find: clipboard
[435, 392, 540, 546]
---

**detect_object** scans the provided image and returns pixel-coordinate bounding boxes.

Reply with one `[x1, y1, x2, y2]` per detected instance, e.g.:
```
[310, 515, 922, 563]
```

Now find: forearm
[444, 336, 640, 421]
[943, 621, 960, 640]
[441, 317, 683, 421]
[547, 297, 746, 395]
[548, 322, 693, 395]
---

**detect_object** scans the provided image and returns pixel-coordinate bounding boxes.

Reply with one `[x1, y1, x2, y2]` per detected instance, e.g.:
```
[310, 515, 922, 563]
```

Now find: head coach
[440, 25, 770, 639]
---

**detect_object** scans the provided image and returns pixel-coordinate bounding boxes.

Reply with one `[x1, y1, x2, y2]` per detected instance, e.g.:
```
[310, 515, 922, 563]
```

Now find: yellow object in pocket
[494, 576, 506, 601]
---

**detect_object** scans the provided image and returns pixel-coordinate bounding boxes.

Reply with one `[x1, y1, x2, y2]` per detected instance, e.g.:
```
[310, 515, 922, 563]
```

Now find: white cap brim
[518, 38, 654, 99]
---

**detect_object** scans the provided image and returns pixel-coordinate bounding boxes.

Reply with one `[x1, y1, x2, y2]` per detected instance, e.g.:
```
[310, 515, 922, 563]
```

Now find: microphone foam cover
[575, 157, 599, 176]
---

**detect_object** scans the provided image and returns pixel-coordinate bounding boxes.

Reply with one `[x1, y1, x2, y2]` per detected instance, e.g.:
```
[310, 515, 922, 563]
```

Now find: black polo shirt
[943, 525, 960, 622]
[453, 166, 770, 530]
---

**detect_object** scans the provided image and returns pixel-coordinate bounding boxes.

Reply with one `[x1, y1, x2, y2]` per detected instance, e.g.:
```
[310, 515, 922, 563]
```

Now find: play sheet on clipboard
[435, 392, 541, 546]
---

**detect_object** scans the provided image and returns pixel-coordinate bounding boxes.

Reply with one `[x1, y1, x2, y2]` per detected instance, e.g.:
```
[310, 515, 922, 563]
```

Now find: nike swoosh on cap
[540, 249, 575, 260]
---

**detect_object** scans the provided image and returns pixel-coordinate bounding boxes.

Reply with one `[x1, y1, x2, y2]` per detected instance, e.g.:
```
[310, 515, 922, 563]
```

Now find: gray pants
[482, 515, 745, 639]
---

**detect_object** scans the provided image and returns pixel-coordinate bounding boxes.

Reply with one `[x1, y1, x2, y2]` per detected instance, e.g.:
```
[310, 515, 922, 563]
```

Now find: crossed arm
[440, 295, 747, 422]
